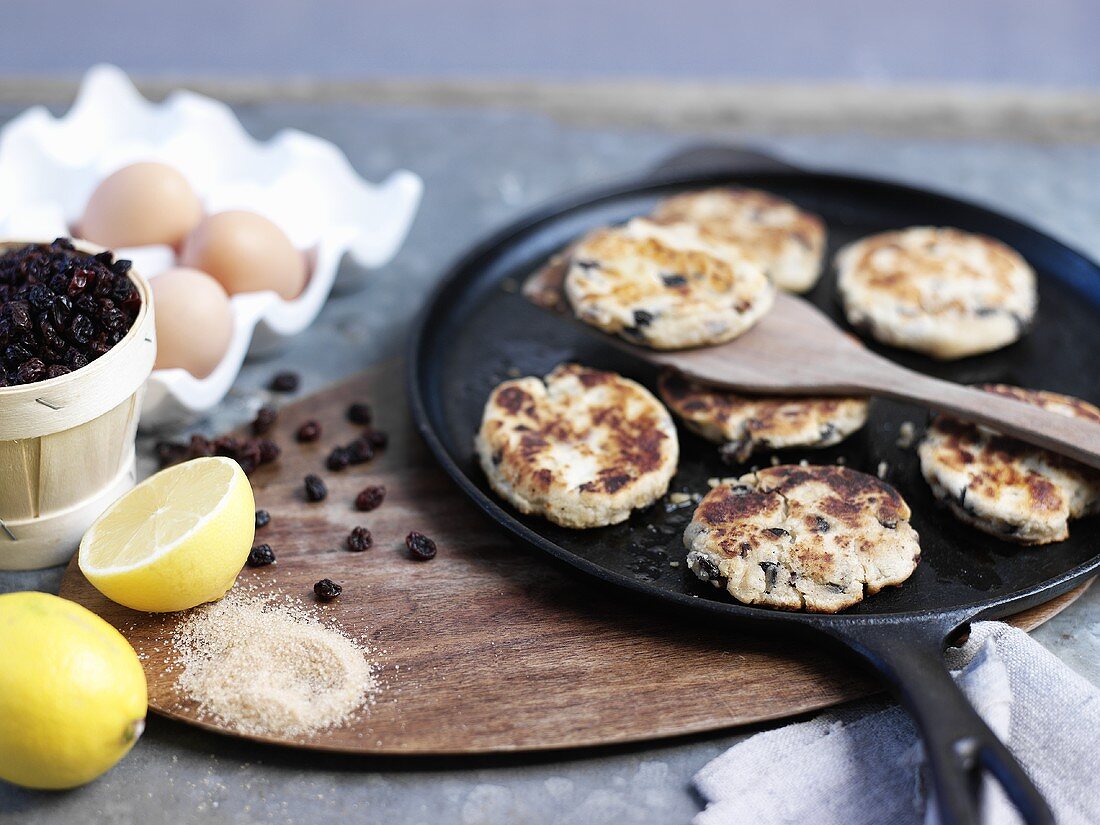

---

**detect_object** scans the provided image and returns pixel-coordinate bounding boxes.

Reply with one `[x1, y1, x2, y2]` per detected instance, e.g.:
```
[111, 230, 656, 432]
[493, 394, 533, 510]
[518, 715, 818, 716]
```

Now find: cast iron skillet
[408, 146, 1100, 824]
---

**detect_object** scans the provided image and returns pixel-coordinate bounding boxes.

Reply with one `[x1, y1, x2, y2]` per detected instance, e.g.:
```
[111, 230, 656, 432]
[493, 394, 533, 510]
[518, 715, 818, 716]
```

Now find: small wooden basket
[0, 240, 156, 570]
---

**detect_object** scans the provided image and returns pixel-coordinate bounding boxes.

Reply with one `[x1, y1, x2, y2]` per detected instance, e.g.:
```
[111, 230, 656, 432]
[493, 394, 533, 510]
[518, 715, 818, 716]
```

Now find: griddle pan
[408, 146, 1100, 824]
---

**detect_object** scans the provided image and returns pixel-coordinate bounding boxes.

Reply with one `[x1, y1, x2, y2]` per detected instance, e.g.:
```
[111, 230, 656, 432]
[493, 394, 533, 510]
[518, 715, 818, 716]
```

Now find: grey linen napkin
[693, 622, 1100, 825]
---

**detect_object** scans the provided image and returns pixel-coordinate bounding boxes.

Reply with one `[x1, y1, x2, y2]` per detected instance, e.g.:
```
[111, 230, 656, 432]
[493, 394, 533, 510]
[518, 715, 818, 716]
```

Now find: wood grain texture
[59, 359, 1089, 754]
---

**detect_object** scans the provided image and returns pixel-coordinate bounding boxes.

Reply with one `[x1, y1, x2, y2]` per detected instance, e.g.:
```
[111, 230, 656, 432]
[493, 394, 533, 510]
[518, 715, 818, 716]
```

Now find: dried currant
[247, 544, 276, 567]
[256, 438, 281, 464]
[234, 442, 262, 475]
[213, 435, 243, 457]
[188, 434, 215, 458]
[26, 284, 52, 310]
[346, 438, 374, 464]
[314, 579, 342, 602]
[346, 403, 372, 425]
[5, 343, 34, 365]
[355, 485, 386, 512]
[68, 314, 94, 345]
[16, 358, 47, 384]
[88, 337, 111, 358]
[365, 429, 389, 450]
[6, 302, 31, 330]
[406, 531, 437, 560]
[63, 348, 88, 370]
[76, 295, 98, 318]
[252, 404, 278, 435]
[39, 320, 65, 352]
[296, 420, 322, 442]
[326, 447, 351, 471]
[156, 440, 189, 466]
[304, 474, 327, 502]
[346, 526, 373, 552]
[269, 371, 300, 393]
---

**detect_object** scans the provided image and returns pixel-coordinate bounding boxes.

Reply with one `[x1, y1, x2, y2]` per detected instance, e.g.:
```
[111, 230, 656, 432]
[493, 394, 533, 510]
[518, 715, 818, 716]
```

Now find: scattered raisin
[255, 509, 271, 530]
[326, 447, 351, 471]
[252, 404, 278, 435]
[406, 531, 437, 560]
[346, 402, 372, 425]
[156, 430, 278, 476]
[296, 420, 322, 442]
[156, 441, 190, 467]
[304, 474, 327, 502]
[269, 371, 300, 392]
[213, 435, 242, 456]
[314, 578, 342, 602]
[233, 442, 262, 475]
[247, 544, 276, 567]
[189, 434, 215, 457]
[346, 526, 373, 552]
[356, 485, 386, 512]
[365, 429, 389, 450]
[346, 438, 374, 464]
[256, 438, 281, 464]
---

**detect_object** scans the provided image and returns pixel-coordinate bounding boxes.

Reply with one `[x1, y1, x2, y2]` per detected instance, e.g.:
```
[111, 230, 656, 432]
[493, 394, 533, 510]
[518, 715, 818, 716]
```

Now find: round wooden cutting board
[59, 359, 1089, 754]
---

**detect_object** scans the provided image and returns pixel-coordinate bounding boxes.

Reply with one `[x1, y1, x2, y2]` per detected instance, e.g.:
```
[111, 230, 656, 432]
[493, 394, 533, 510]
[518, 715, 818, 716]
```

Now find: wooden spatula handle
[858, 362, 1100, 471]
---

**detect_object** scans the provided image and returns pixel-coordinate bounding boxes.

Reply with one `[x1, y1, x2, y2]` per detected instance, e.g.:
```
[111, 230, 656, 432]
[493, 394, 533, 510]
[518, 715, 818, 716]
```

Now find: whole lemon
[0, 592, 147, 789]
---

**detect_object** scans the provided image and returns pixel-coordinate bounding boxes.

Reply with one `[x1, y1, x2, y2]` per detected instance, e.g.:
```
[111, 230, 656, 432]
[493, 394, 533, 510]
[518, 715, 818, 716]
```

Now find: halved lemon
[79, 456, 255, 612]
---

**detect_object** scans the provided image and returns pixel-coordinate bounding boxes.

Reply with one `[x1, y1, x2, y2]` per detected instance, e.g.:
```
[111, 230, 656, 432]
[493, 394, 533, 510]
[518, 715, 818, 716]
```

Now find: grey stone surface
[3, 1, 1100, 87]
[2, 103, 1100, 823]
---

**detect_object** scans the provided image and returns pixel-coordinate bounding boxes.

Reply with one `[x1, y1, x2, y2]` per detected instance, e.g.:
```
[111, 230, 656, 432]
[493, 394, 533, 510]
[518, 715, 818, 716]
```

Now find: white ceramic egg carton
[0, 64, 423, 428]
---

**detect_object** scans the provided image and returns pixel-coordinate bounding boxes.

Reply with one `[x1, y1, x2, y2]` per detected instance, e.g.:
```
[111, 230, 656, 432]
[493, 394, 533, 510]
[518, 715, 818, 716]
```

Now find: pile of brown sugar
[171, 590, 378, 737]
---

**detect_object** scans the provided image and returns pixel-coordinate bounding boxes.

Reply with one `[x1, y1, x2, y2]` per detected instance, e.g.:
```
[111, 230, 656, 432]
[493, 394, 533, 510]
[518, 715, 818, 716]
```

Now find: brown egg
[179, 211, 307, 300]
[80, 162, 203, 248]
[151, 267, 234, 378]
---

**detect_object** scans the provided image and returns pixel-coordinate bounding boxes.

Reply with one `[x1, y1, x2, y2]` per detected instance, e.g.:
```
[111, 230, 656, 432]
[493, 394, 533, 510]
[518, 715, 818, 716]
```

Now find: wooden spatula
[524, 257, 1100, 471]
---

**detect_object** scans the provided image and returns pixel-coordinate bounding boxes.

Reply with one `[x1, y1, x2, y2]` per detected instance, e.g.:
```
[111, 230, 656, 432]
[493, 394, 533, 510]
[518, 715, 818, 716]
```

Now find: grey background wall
[6, 0, 1099, 86]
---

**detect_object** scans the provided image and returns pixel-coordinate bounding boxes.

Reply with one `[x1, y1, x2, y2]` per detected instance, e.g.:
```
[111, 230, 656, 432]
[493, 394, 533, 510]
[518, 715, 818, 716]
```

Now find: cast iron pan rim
[406, 165, 1100, 629]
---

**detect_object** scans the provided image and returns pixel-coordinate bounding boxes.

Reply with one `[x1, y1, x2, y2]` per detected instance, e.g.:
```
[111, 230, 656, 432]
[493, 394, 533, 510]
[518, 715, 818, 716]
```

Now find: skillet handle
[649, 144, 802, 177]
[823, 618, 1053, 825]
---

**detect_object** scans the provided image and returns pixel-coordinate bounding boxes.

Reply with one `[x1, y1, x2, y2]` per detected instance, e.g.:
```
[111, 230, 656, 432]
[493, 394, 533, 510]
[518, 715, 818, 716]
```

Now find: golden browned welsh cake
[836, 226, 1036, 360]
[657, 370, 868, 462]
[563, 218, 774, 349]
[651, 187, 826, 293]
[475, 363, 679, 528]
[684, 465, 920, 612]
[919, 384, 1100, 545]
